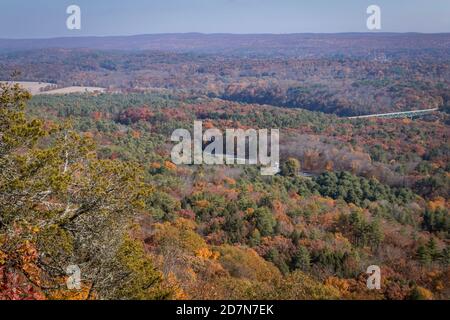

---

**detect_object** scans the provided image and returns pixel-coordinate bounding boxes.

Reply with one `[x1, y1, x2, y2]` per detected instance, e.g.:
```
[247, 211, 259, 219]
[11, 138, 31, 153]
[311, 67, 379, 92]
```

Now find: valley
[0, 32, 449, 301]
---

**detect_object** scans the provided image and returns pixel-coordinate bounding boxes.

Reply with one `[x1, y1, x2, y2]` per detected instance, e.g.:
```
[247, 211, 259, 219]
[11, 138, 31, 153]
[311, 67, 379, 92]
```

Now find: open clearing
[0, 81, 54, 94]
[0, 81, 105, 95]
[37, 86, 105, 95]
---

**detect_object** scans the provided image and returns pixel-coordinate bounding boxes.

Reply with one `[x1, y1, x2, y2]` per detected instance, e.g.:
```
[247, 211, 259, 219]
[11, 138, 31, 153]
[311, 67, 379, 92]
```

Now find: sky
[1, 0, 449, 38]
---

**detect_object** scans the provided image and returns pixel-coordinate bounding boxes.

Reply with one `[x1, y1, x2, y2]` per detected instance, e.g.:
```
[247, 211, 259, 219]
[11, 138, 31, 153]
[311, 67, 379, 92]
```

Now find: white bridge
[348, 108, 439, 119]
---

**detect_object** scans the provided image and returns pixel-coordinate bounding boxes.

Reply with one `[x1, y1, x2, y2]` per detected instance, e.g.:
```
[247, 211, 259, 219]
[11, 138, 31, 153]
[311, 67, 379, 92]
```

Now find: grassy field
[1, 81, 105, 95]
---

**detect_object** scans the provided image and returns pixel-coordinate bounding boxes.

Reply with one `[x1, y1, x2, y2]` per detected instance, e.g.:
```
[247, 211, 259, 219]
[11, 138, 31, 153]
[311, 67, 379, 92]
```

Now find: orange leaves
[164, 160, 177, 171]
[163, 272, 188, 300]
[223, 188, 239, 201]
[195, 199, 210, 209]
[289, 192, 301, 201]
[47, 283, 93, 300]
[18, 241, 38, 263]
[223, 177, 236, 185]
[193, 181, 207, 192]
[427, 197, 447, 211]
[413, 286, 434, 300]
[151, 160, 178, 173]
[272, 200, 284, 215]
[91, 111, 103, 121]
[402, 118, 412, 125]
[195, 247, 220, 260]
[0, 241, 45, 300]
[325, 160, 334, 171]
[17, 241, 41, 286]
[0, 234, 47, 300]
[131, 130, 141, 139]
[0, 250, 7, 265]
[245, 208, 255, 216]
[423, 269, 450, 294]
[151, 162, 162, 169]
[325, 276, 350, 296]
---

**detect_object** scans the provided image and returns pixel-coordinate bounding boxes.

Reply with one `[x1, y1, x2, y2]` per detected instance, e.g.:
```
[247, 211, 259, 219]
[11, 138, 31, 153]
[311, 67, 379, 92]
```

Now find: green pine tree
[292, 246, 311, 271]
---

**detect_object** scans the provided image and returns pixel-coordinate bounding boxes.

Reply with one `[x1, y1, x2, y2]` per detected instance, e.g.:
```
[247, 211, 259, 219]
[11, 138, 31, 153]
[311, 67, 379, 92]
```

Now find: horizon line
[2, 31, 450, 41]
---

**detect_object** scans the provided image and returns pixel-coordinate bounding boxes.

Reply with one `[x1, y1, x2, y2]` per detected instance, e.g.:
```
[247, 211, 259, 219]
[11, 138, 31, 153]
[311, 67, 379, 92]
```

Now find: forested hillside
[1, 33, 449, 116]
[1, 32, 449, 300]
[1, 80, 448, 300]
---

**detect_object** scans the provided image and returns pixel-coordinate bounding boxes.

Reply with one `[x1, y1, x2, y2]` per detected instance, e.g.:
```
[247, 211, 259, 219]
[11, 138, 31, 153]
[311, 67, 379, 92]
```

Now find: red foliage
[118, 106, 154, 124]
[0, 267, 45, 300]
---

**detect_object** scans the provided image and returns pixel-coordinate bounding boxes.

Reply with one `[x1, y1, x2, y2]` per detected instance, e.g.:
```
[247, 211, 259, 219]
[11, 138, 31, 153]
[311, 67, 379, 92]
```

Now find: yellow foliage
[216, 245, 281, 283]
[48, 283, 93, 300]
[154, 219, 207, 254]
[195, 199, 210, 208]
[427, 197, 447, 211]
[173, 217, 197, 230]
[196, 247, 220, 260]
[275, 271, 341, 300]
[0, 250, 7, 265]
[325, 276, 350, 295]
[334, 232, 350, 243]
[414, 286, 434, 300]
[246, 208, 255, 215]
[164, 272, 188, 300]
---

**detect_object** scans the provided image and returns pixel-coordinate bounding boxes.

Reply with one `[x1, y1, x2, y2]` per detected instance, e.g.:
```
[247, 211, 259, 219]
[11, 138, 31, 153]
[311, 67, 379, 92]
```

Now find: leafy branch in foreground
[0, 83, 170, 299]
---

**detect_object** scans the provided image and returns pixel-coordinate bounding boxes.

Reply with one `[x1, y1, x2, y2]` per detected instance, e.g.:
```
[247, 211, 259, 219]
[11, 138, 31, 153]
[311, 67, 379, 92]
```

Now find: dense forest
[1, 80, 448, 300]
[1, 34, 449, 116]
[0, 33, 449, 300]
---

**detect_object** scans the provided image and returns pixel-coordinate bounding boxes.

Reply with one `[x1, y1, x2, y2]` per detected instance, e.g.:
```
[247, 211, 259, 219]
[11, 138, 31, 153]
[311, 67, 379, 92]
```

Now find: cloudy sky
[1, 0, 449, 38]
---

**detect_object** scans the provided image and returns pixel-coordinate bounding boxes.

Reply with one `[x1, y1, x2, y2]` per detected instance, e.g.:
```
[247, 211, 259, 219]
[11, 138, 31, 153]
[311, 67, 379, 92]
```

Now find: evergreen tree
[417, 244, 431, 265]
[254, 207, 276, 236]
[0, 83, 169, 299]
[249, 229, 261, 247]
[427, 238, 439, 260]
[292, 246, 311, 271]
